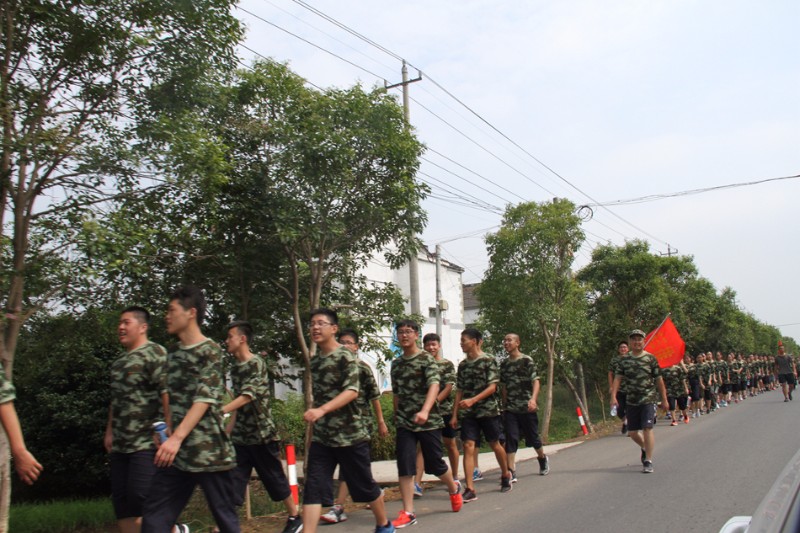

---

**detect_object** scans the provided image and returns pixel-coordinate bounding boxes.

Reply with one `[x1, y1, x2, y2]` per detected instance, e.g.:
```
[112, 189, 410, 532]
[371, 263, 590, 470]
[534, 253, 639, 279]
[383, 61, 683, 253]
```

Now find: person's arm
[437, 382, 453, 404]
[451, 390, 463, 428]
[154, 401, 210, 467]
[161, 392, 171, 430]
[222, 394, 252, 415]
[608, 370, 615, 392]
[528, 378, 540, 412]
[371, 398, 388, 437]
[656, 377, 669, 408]
[104, 405, 113, 453]
[459, 382, 497, 409]
[414, 383, 440, 426]
[0, 402, 42, 485]
[610, 375, 622, 406]
[304, 389, 358, 424]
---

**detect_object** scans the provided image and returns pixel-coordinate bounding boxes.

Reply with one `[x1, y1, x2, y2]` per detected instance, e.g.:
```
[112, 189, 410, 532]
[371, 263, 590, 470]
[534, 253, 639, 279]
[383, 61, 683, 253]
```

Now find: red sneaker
[450, 490, 463, 512]
[392, 511, 417, 529]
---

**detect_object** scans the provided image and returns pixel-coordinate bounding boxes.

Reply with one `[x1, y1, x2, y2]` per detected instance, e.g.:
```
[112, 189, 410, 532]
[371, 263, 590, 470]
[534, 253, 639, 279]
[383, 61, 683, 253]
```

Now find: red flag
[644, 316, 685, 368]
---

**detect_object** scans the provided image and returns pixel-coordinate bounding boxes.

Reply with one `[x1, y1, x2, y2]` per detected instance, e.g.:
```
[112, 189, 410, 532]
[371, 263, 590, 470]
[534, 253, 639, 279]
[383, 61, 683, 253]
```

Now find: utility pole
[435, 244, 443, 337]
[386, 60, 423, 315]
[659, 244, 678, 257]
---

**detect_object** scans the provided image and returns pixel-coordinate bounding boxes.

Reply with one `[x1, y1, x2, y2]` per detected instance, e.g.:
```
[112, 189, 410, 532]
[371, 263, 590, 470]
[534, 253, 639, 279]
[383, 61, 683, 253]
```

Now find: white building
[274, 247, 468, 398]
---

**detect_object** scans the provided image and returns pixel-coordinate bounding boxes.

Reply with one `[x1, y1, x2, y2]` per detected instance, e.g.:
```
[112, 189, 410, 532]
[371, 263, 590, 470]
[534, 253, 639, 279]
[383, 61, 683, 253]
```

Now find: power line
[422, 153, 521, 204]
[587, 173, 800, 207]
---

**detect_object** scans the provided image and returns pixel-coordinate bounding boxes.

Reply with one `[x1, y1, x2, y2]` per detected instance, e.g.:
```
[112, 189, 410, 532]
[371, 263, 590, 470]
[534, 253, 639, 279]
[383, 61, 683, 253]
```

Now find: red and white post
[576, 407, 589, 435]
[286, 444, 299, 505]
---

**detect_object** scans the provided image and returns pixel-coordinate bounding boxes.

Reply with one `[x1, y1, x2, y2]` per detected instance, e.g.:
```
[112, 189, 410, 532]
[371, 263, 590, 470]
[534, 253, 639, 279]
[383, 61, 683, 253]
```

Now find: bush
[9, 498, 114, 533]
[271, 393, 307, 454]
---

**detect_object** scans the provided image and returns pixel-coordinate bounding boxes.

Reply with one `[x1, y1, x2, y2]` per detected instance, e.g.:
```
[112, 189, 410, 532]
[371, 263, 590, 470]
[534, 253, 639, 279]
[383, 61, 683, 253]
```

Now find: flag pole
[643, 312, 671, 351]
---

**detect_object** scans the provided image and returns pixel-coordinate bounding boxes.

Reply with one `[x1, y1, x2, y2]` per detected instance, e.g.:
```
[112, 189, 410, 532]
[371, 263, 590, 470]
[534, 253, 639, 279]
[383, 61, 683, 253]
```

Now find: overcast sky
[236, 0, 800, 343]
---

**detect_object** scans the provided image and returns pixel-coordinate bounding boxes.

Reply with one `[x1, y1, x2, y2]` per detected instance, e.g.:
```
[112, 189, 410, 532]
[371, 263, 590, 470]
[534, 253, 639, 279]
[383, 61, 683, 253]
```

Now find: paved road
[340, 389, 799, 533]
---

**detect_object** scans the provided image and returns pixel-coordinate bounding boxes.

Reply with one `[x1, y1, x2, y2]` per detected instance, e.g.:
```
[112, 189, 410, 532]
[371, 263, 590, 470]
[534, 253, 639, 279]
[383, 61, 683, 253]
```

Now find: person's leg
[462, 440, 476, 491]
[443, 437, 460, 481]
[250, 442, 299, 517]
[141, 467, 196, 533]
[335, 480, 349, 506]
[642, 428, 655, 461]
[198, 470, 240, 533]
[503, 411, 520, 472]
[419, 430, 458, 494]
[335, 442, 387, 527]
[414, 446, 424, 488]
[301, 442, 338, 533]
[479, 416, 509, 478]
[394, 428, 417, 515]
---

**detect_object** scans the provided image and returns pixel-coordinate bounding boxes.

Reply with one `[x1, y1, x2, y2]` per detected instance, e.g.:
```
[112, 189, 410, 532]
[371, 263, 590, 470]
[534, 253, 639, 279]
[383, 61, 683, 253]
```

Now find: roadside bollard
[286, 443, 299, 505]
[576, 407, 588, 435]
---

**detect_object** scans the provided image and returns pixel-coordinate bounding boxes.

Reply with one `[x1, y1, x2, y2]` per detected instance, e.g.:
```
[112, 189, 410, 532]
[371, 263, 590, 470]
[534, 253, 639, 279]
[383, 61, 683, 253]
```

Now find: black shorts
[396, 427, 448, 477]
[688, 379, 701, 402]
[731, 382, 740, 393]
[503, 411, 542, 453]
[677, 395, 688, 410]
[461, 415, 503, 444]
[232, 442, 291, 504]
[111, 450, 157, 519]
[615, 392, 627, 419]
[442, 411, 458, 439]
[303, 440, 381, 505]
[667, 396, 677, 411]
[703, 387, 714, 401]
[779, 373, 797, 385]
[626, 404, 656, 431]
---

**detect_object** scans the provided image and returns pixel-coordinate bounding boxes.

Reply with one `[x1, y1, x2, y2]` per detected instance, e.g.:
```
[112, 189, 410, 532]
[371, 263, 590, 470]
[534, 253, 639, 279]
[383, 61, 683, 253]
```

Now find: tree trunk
[576, 362, 589, 415]
[0, 432, 8, 533]
[562, 371, 593, 433]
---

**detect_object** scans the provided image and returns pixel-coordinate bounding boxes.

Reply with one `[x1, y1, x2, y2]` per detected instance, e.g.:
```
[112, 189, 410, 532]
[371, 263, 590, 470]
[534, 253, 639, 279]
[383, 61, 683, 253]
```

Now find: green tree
[478, 199, 588, 441]
[0, 0, 242, 520]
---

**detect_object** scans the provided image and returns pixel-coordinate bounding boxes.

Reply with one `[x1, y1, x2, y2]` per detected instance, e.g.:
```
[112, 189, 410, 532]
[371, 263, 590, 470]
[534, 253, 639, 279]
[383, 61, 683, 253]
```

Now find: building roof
[463, 283, 480, 310]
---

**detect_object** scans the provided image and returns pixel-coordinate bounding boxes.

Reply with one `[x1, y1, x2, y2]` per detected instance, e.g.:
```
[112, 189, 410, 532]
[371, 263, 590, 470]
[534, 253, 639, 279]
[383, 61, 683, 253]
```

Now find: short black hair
[395, 319, 419, 333]
[228, 320, 254, 345]
[618, 341, 628, 348]
[170, 285, 206, 325]
[309, 308, 338, 325]
[462, 328, 482, 342]
[338, 328, 359, 344]
[121, 306, 150, 326]
[422, 333, 440, 344]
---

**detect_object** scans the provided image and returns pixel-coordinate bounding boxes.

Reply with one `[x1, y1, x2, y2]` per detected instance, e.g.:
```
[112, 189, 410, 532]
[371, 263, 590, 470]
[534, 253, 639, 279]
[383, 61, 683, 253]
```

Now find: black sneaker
[640, 448, 646, 465]
[500, 475, 512, 493]
[462, 488, 478, 503]
[282, 515, 303, 533]
[538, 455, 550, 475]
[642, 460, 654, 473]
[621, 423, 628, 434]
[509, 468, 518, 483]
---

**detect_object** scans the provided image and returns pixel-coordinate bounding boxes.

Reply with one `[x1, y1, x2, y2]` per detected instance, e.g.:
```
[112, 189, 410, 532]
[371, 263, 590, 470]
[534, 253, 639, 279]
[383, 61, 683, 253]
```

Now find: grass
[9, 498, 115, 533]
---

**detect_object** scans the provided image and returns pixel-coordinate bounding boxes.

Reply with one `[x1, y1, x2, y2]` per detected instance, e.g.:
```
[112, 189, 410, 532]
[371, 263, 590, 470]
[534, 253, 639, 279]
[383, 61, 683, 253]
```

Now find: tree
[478, 199, 588, 441]
[0, 0, 242, 524]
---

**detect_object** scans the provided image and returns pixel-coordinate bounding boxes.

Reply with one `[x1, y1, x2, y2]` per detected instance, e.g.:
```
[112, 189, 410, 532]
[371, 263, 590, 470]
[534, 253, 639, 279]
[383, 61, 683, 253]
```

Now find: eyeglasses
[396, 329, 416, 336]
[340, 340, 356, 346]
[308, 321, 333, 329]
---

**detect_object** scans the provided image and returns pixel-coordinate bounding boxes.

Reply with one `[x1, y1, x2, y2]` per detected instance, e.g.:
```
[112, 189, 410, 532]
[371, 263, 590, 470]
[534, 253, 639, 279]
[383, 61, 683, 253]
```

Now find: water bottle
[610, 404, 618, 417]
[153, 421, 169, 444]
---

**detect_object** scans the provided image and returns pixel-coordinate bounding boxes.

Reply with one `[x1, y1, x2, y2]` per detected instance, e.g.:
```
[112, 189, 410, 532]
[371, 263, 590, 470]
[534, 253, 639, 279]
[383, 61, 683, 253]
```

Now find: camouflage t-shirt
[109, 341, 168, 454]
[609, 355, 628, 393]
[456, 354, 500, 419]
[355, 359, 381, 435]
[436, 358, 456, 414]
[391, 350, 442, 431]
[699, 362, 712, 384]
[717, 360, 730, 384]
[0, 372, 15, 404]
[686, 362, 699, 381]
[500, 354, 539, 414]
[230, 355, 278, 446]
[167, 339, 235, 472]
[662, 365, 686, 397]
[310, 346, 367, 447]
[615, 352, 661, 406]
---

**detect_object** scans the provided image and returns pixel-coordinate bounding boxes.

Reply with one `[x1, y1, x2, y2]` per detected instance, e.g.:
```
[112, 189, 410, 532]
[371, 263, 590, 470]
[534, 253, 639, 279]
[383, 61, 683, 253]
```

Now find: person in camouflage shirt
[301, 308, 392, 533]
[141, 286, 239, 533]
[422, 333, 460, 482]
[774, 344, 797, 402]
[500, 333, 549, 480]
[715, 352, 730, 408]
[686, 354, 702, 418]
[105, 306, 168, 532]
[610, 329, 668, 474]
[608, 341, 630, 434]
[452, 328, 512, 501]
[320, 328, 389, 526]
[222, 321, 302, 533]
[699, 352, 715, 413]
[662, 360, 689, 425]
[389, 320, 461, 529]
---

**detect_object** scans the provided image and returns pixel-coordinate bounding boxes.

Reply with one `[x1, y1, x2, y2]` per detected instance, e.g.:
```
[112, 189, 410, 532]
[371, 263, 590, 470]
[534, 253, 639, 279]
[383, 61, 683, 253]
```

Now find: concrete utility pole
[435, 244, 443, 337]
[386, 60, 423, 315]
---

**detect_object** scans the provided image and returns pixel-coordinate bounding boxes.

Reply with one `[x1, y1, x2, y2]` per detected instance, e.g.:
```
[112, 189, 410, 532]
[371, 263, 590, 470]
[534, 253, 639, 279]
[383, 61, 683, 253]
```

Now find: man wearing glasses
[300, 308, 394, 533]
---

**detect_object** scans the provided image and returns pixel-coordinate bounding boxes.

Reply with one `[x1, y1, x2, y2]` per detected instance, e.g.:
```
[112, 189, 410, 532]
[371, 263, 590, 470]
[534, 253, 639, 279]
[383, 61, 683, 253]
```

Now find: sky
[236, 0, 800, 342]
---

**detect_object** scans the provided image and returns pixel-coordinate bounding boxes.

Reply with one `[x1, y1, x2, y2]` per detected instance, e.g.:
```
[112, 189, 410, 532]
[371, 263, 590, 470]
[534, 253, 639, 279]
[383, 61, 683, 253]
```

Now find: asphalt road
[341, 389, 800, 533]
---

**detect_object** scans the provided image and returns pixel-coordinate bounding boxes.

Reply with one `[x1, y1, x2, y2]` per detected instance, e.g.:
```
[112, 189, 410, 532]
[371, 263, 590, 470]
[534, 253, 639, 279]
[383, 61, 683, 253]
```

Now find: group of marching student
[107, 285, 553, 533]
[611, 341, 798, 436]
[608, 331, 797, 475]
